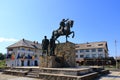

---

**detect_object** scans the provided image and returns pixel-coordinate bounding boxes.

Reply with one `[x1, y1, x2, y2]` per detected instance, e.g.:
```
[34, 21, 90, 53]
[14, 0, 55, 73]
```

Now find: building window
[80, 49, 84, 53]
[98, 44, 103, 46]
[98, 48, 103, 52]
[28, 49, 31, 51]
[75, 45, 80, 48]
[76, 55, 78, 58]
[75, 50, 78, 53]
[80, 55, 84, 58]
[92, 54, 96, 58]
[9, 49, 13, 51]
[85, 54, 90, 58]
[85, 49, 89, 52]
[91, 49, 96, 52]
[98, 54, 103, 58]
[21, 48, 25, 51]
[87, 45, 91, 47]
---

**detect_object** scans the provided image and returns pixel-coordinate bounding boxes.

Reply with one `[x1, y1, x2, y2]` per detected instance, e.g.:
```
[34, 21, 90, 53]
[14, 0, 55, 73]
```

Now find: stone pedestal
[40, 56, 62, 68]
[40, 56, 48, 67]
[40, 42, 76, 68]
[55, 42, 76, 67]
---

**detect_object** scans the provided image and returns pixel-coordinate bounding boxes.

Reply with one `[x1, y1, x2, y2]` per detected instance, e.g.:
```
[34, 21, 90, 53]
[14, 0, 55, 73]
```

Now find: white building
[6, 39, 42, 67]
[75, 41, 109, 62]
[6, 39, 109, 67]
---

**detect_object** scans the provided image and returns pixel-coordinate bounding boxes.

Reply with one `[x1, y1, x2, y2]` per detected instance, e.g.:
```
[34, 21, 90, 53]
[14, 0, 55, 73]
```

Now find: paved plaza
[0, 71, 120, 80]
[96, 71, 120, 80]
[0, 72, 42, 80]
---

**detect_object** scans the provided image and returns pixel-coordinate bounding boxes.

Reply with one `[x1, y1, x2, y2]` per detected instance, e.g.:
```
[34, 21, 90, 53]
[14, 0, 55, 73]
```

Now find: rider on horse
[59, 19, 69, 34]
[52, 19, 74, 42]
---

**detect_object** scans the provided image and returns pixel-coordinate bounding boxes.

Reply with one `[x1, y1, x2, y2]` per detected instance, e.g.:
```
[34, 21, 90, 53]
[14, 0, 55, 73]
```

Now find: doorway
[27, 60, 30, 66]
[21, 60, 24, 66]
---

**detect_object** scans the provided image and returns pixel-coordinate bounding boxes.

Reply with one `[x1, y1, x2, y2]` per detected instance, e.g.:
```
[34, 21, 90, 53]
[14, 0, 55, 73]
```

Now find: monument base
[40, 67, 93, 76]
[40, 42, 76, 68]
[39, 67, 108, 80]
[40, 56, 62, 68]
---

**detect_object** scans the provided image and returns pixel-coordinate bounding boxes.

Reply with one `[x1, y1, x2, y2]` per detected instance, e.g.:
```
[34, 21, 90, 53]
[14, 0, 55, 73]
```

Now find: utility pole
[115, 40, 117, 69]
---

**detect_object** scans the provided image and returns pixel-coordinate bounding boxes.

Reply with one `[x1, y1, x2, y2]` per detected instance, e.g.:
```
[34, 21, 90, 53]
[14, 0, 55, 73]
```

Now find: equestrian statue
[42, 19, 75, 56]
[52, 19, 75, 42]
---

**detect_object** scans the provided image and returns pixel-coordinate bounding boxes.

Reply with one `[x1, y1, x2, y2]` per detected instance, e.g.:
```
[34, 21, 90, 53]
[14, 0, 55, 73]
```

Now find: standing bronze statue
[50, 36, 56, 56]
[42, 36, 49, 55]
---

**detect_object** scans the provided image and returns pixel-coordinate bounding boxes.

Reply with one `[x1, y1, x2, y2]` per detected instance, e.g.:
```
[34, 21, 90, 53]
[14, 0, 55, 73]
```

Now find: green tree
[0, 53, 5, 60]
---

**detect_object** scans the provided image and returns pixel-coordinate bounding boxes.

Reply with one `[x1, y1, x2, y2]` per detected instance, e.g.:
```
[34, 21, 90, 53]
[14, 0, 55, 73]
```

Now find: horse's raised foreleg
[71, 31, 75, 38]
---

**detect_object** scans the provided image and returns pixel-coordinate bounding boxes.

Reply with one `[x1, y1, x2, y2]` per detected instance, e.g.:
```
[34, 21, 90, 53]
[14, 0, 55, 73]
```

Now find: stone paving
[1, 71, 120, 80]
[0, 72, 42, 80]
[96, 71, 120, 80]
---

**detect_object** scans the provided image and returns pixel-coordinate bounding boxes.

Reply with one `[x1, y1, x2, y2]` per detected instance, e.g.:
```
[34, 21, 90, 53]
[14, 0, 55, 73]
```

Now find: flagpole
[115, 40, 117, 69]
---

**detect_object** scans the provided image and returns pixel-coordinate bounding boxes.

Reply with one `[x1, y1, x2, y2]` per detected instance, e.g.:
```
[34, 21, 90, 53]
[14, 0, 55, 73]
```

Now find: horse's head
[67, 20, 74, 28]
[70, 20, 74, 28]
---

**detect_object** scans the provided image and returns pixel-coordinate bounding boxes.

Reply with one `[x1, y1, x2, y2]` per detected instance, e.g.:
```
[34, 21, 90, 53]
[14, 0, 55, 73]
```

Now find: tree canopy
[0, 53, 6, 60]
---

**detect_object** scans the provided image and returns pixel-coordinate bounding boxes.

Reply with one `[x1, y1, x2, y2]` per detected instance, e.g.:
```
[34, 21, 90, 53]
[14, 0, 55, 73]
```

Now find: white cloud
[0, 37, 18, 42]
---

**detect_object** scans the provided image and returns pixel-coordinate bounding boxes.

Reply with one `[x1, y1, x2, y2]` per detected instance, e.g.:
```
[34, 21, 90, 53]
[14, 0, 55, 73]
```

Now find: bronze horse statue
[52, 20, 75, 42]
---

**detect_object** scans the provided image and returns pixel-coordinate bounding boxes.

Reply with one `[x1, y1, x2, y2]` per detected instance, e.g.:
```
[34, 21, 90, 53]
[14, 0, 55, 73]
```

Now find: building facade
[75, 41, 109, 62]
[6, 39, 42, 67]
[6, 39, 109, 67]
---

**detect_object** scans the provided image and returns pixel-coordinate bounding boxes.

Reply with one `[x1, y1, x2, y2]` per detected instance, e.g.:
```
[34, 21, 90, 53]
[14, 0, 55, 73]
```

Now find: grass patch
[0, 60, 6, 68]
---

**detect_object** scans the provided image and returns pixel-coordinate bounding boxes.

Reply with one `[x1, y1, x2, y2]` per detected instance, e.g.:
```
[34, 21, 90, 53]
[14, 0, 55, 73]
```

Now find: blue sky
[0, 0, 120, 57]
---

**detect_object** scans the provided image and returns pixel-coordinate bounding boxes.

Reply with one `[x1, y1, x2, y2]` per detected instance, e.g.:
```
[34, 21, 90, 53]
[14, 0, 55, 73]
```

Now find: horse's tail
[52, 30, 59, 40]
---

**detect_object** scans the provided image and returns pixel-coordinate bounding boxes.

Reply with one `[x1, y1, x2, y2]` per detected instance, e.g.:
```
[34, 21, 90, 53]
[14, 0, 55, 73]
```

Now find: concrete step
[39, 72, 99, 80]
[26, 74, 39, 78]
[29, 71, 39, 73]
[27, 72, 37, 75]
[31, 68, 39, 71]
[26, 69, 39, 78]
[26, 72, 39, 78]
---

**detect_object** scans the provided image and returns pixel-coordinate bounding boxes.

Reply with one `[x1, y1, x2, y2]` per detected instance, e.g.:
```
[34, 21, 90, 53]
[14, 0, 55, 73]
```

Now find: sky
[0, 0, 120, 57]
